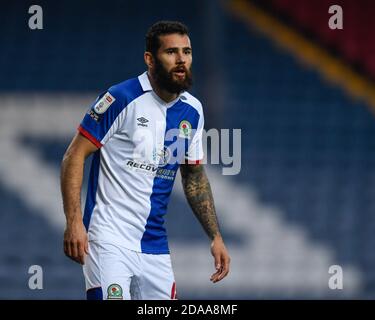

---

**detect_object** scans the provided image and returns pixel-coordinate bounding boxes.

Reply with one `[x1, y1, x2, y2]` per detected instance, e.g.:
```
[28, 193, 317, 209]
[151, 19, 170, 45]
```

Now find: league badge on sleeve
[94, 92, 116, 114]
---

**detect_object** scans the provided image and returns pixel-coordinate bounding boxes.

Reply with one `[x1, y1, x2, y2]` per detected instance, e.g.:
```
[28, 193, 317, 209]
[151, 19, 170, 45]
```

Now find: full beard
[152, 58, 193, 94]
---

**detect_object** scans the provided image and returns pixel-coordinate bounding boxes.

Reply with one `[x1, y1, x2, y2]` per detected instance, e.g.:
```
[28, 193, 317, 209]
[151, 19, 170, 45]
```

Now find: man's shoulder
[107, 76, 144, 103]
[180, 91, 203, 114]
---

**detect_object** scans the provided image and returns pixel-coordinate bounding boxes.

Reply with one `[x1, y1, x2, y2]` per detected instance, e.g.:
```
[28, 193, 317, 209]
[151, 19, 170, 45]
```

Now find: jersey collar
[138, 71, 153, 92]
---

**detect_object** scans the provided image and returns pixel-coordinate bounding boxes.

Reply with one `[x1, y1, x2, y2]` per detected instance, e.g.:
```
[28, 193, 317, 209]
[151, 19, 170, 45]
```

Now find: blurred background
[0, 0, 375, 299]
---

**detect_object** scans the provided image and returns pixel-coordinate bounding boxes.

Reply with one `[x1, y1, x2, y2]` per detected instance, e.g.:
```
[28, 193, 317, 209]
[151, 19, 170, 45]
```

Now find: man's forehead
[159, 33, 191, 49]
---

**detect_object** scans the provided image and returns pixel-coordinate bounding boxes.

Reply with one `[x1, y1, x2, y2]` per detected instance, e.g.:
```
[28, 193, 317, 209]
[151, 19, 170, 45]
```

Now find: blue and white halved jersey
[78, 72, 204, 254]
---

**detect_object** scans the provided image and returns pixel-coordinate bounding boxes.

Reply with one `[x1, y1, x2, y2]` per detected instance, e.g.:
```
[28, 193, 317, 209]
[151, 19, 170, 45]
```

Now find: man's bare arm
[60, 133, 98, 264]
[180, 164, 230, 283]
[180, 164, 220, 239]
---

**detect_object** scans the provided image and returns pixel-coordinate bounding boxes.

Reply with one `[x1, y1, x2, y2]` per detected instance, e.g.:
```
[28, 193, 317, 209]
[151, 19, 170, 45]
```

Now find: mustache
[171, 65, 189, 73]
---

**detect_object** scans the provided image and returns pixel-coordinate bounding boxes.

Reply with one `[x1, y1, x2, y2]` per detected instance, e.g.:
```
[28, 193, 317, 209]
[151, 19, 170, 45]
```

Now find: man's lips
[173, 67, 186, 73]
[173, 71, 186, 79]
[172, 68, 186, 77]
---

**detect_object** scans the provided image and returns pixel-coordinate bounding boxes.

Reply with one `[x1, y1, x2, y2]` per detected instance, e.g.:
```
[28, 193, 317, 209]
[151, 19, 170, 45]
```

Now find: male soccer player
[60, 21, 230, 300]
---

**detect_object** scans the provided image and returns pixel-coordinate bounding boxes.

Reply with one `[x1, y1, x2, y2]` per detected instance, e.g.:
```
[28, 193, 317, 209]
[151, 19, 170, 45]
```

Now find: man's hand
[210, 236, 230, 283]
[63, 217, 89, 265]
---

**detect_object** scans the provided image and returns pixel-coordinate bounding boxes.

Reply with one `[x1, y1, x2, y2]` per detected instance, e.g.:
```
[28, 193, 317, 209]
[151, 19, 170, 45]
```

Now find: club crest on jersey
[93, 92, 115, 114]
[179, 120, 192, 139]
[107, 284, 123, 300]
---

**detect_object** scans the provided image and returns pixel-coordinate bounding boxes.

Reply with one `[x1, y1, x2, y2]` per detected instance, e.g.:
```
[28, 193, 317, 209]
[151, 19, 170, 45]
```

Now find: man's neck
[147, 72, 179, 103]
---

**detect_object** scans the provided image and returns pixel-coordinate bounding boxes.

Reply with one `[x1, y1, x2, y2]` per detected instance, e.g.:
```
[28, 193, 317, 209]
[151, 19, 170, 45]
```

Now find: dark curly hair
[146, 21, 189, 56]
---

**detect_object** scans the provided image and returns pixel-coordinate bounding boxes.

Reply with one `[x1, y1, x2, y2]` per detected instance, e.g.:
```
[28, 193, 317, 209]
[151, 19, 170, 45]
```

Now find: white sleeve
[185, 110, 204, 164]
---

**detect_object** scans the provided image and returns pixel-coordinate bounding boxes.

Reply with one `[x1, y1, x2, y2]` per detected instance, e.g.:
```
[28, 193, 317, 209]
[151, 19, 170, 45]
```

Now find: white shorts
[83, 241, 177, 300]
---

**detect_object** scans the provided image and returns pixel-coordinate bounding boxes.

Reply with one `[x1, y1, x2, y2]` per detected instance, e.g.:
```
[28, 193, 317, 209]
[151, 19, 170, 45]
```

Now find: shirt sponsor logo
[126, 160, 176, 180]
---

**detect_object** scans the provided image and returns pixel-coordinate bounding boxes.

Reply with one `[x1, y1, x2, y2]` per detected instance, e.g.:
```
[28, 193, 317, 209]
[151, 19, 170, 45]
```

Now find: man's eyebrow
[163, 46, 192, 51]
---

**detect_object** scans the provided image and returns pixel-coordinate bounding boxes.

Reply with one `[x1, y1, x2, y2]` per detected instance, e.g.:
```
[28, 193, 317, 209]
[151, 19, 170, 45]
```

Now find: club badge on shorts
[107, 283, 123, 300]
[179, 120, 192, 139]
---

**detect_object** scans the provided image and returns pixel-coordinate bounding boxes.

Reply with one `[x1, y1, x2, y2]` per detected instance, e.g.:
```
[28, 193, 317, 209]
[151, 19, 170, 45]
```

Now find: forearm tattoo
[180, 164, 221, 240]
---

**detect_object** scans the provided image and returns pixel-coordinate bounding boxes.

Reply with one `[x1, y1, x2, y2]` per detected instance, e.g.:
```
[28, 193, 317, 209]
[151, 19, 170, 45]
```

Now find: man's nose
[176, 51, 185, 64]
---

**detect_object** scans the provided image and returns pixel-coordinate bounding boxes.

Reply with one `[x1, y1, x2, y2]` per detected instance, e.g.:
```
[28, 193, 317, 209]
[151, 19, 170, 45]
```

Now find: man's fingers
[212, 266, 223, 281]
[77, 242, 86, 265]
[63, 241, 69, 256]
[210, 262, 222, 282]
[76, 255, 84, 264]
[211, 255, 230, 283]
[84, 240, 89, 255]
[217, 268, 229, 282]
[71, 241, 78, 260]
[64, 241, 79, 264]
[217, 257, 230, 281]
[69, 241, 81, 263]
[212, 269, 226, 283]
[210, 269, 220, 279]
[210, 271, 220, 282]
[64, 240, 72, 258]
[210, 252, 222, 283]
[64, 235, 89, 265]
[213, 254, 221, 271]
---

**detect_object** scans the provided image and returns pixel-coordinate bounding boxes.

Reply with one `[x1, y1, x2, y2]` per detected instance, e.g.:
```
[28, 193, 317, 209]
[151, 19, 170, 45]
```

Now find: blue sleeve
[79, 86, 126, 147]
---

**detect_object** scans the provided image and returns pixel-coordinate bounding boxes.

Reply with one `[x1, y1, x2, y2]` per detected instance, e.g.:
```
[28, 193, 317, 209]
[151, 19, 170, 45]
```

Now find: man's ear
[144, 52, 154, 68]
